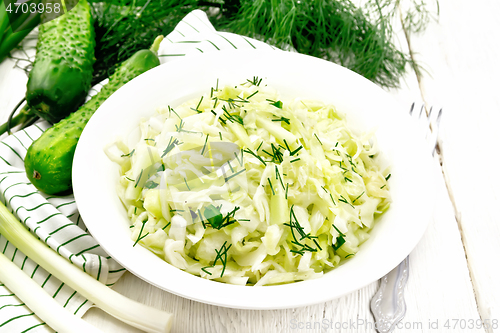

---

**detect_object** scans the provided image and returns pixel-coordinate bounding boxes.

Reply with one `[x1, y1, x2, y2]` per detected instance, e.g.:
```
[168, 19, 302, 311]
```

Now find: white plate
[73, 49, 435, 310]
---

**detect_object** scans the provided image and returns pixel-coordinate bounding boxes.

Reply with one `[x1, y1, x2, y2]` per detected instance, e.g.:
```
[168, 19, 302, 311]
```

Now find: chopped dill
[191, 96, 204, 113]
[332, 225, 346, 251]
[214, 241, 232, 277]
[352, 191, 365, 203]
[338, 195, 354, 208]
[89, 1, 434, 89]
[313, 133, 323, 145]
[330, 193, 336, 205]
[272, 116, 290, 125]
[266, 99, 283, 109]
[201, 267, 212, 275]
[133, 220, 149, 247]
[243, 148, 267, 166]
[144, 180, 159, 189]
[262, 143, 284, 163]
[267, 178, 275, 195]
[246, 90, 259, 99]
[202, 204, 240, 230]
[134, 169, 143, 188]
[247, 76, 263, 86]
[227, 160, 234, 173]
[175, 119, 184, 132]
[201, 134, 209, 155]
[234, 149, 244, 166]
[184, 178, 191, 191]
[168, 106, 181, 120]
[121, 149, 135, 158]
[224, 168, 246, 183]
[161, 137, 180, 157]
[284, 205, 321, 255]
[275, 166, 286, 191]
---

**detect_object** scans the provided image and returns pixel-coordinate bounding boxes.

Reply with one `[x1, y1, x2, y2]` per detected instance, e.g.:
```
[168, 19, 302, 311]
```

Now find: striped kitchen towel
[0, 9, 277, 332]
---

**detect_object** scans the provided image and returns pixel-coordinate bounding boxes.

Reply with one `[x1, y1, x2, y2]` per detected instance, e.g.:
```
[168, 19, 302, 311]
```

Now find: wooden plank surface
[405, 0, 500, 330]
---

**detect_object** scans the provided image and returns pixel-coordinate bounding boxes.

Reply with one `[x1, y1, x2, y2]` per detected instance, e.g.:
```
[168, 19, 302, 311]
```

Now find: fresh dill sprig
[90, 0, 201, 84]
[215, 0, 437, 88]
[184, 178, 191, 190]
[85, 1, 436, 88]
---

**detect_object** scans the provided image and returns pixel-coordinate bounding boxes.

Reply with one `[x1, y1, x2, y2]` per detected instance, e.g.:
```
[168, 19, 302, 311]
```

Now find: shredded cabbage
[105, 79, 391, 286]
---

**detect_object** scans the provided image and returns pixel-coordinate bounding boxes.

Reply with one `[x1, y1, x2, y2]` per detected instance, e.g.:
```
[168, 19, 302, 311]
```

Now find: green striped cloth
[0, 10, 276, 332]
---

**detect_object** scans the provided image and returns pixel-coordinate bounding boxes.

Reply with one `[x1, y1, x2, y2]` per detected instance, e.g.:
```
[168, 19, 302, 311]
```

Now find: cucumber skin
[26, 0, 95, 124]
[24, 49, 161, 195]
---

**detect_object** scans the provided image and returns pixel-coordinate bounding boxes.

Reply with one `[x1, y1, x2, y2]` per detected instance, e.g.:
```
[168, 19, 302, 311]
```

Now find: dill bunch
[89, 0, 201, 84]
[214, 0, 435, 88]
[87, 0, 436, 88]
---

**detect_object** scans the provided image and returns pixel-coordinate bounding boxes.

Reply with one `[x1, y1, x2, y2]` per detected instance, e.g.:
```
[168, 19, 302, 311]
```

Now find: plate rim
[73, 49, 436, 310]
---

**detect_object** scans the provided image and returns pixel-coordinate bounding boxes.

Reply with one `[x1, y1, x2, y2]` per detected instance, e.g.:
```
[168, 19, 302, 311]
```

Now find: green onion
[0, 202, 173, 332]
[0, 251, 105, 332]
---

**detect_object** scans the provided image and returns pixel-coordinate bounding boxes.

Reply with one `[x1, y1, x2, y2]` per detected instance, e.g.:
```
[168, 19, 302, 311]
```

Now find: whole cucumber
[26, 0, 95, 124]
[24, 36, 163, 195]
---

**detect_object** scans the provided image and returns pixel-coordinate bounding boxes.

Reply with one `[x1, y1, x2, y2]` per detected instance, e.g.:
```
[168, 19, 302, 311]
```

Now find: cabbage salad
[105, 77, 391, 286]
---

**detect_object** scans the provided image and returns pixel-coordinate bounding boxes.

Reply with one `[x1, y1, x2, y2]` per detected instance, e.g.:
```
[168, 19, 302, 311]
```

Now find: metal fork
[370, 103, 442, 333]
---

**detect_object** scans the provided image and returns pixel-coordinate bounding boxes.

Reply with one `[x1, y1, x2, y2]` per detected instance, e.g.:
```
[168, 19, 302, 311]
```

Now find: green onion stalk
[0, 202, 174, 333]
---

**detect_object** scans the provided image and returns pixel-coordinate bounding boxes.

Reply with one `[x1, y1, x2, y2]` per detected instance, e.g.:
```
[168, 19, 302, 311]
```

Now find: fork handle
[370, 256, 410, 333]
